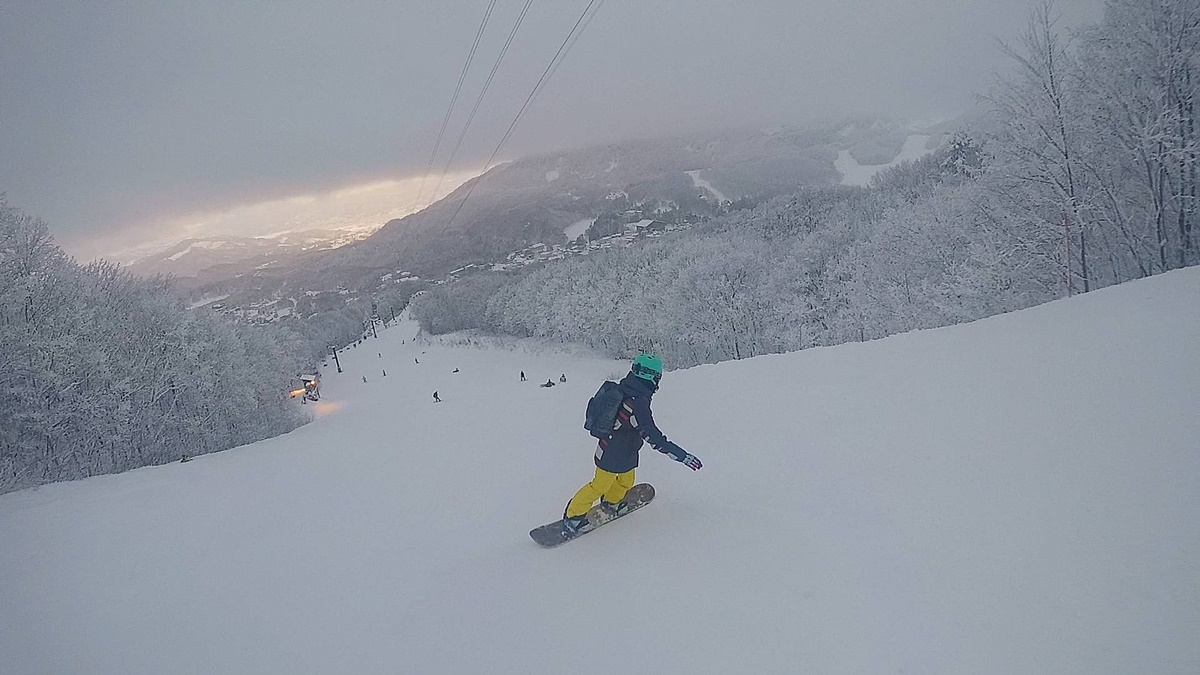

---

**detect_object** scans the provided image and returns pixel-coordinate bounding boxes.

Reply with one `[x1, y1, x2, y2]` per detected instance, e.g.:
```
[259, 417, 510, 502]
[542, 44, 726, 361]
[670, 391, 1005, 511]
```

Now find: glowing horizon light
[97, 168, 482, 263]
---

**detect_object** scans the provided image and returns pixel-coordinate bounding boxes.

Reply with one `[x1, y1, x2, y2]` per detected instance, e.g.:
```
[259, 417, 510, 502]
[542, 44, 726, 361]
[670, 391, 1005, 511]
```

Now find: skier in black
[433, 391, 441, 403]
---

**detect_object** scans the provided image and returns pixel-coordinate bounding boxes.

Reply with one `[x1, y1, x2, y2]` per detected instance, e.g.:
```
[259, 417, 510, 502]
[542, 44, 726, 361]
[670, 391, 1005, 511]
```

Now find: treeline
[0, 201, 312, 494]
[410, 0, 1199, 366]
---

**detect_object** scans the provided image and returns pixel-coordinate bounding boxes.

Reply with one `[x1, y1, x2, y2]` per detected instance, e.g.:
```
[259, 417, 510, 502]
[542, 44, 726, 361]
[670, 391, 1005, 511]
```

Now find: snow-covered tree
[0, 201, 310, 494]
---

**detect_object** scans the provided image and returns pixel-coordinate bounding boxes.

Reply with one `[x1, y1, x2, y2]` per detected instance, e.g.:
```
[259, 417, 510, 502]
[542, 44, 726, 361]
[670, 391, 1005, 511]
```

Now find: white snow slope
[686, 169, 729, 203]
[835, 134, 933, 186]
[3, 268, 1199, 674]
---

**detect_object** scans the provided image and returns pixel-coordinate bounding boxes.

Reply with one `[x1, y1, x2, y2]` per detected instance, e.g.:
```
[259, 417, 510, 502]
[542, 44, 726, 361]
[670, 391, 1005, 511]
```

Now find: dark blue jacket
[593, 374, 686, 474]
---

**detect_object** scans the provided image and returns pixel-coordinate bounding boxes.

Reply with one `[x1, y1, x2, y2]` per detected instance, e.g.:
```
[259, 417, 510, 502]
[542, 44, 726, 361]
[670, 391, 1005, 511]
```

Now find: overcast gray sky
[1, 0, 1104, 259]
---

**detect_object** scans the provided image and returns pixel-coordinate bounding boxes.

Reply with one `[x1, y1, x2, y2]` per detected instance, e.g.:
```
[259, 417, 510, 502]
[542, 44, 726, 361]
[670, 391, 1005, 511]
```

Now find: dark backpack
[583, 381, 625, 439]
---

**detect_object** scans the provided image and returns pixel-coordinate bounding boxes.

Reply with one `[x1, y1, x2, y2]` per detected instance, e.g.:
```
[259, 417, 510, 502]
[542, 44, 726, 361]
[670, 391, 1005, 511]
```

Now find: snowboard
[529, 483, 655, 548]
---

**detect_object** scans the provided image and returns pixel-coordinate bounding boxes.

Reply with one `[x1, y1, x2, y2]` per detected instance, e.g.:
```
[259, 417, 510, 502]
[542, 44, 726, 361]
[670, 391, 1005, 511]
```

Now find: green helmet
[631, 353, 663, 384]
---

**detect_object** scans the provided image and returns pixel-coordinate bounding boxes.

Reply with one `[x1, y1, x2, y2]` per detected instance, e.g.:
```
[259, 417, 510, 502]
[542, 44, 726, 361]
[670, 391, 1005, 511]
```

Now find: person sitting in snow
[559, 373, 567, 383]
[562, 353, 702, 534]
[540, 379, 556, 388]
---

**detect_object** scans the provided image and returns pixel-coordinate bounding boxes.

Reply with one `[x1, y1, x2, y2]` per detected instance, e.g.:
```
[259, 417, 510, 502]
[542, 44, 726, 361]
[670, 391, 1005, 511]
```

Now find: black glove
[678, 453, 702, 470]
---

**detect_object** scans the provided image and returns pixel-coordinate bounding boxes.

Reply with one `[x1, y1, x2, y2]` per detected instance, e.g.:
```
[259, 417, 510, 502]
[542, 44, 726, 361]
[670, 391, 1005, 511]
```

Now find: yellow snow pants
[565, 467, 635, 518]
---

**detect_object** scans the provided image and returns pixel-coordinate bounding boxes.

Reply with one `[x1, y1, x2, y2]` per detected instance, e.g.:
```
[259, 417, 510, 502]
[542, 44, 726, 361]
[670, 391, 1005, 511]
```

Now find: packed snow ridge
[2, 268, 1198, 674]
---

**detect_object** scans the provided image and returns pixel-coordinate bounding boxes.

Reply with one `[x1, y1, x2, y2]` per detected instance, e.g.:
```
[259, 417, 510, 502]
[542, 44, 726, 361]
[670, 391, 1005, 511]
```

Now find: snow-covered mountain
[124, 226, 380, 279]
[4, 267, 1195, 674]
[136, 118, 942, 301]
[309, 118, 945, 285]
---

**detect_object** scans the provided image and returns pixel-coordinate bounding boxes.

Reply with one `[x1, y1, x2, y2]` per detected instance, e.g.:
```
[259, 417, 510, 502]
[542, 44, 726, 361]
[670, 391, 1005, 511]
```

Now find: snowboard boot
[598, 499, 628, 519]
[562, 513, 590, 535]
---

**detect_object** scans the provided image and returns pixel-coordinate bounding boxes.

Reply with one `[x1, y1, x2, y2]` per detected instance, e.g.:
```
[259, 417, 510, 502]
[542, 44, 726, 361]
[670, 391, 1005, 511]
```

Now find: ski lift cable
[428, 0, 535, 203]
[428, 0, 533, 202]
[442, 0, 605, 233]
[535, 0, 606, 108]
[412, 0, 499, 213]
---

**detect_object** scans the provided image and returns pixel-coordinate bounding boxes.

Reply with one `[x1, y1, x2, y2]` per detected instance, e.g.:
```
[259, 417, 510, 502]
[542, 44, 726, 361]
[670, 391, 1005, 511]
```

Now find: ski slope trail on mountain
[2, 269, 1198, 674]
[835, 133, 933, 186]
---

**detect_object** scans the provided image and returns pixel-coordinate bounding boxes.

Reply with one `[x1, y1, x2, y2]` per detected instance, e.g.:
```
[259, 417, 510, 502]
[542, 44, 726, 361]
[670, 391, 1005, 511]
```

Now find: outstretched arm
[629, 397, 702, 470]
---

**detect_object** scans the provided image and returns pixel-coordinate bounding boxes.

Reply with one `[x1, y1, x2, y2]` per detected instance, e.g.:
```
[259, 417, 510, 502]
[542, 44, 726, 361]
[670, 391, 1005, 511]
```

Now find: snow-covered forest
[411, 0, 1200, 366]
[0, 201, 300, 492]
[0, 200, 418, 494]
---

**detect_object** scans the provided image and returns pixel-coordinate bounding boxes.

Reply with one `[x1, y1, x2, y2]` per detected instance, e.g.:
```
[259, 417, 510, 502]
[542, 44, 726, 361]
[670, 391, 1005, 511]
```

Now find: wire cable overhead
[443, 0, 607, 232]
[411, 0, 499, 212]
[429, 0, 536, 204]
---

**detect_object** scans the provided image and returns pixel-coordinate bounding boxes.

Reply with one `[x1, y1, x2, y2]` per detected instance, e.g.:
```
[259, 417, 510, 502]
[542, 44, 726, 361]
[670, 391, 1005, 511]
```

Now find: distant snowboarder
[382, 369, 387, 377]
[433, 391, 441, 403]
[559, 373, 567, 383]
[561, 353, 702, 534]
[453, 368, 460, 373]
[520, 371, 526, 382]
[540, 379, 556, 388]
[362, 376, 368, 383]
[415, 358, 419, 364]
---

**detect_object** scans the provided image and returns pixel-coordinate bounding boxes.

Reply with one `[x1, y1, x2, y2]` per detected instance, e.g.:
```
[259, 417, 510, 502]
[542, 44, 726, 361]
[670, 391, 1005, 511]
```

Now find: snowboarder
[415, 358, 419, 364]
[433, 391, 441, 403]
[362, 376, 368, 383]
[562, 353, 702, 534]
[382, 369, 387, 377]
[559, 373, 567, 383]
[520, 371, 526, 382]
[540, 379, 556, 388]
[453, 368, 460, 373]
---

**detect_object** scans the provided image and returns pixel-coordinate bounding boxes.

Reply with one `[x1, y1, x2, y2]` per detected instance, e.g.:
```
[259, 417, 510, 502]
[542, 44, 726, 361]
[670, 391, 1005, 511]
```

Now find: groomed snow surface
[3, 268, 1199, 674]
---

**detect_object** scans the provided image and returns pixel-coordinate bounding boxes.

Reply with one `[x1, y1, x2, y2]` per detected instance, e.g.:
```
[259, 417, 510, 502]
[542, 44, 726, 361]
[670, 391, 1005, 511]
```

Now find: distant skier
[559, 373, 567, 383]
[382, 369, 387, 377]
[378, 353, 382, 358]
[520, 371, 526, 382]
[362, 376, 368, 383]
[540, 379, 556, 388]
[433, 391, 441, 403]
[453, 368, 460, 373]
[562, 353, 702, 534]
[415, 358, 419, 364]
